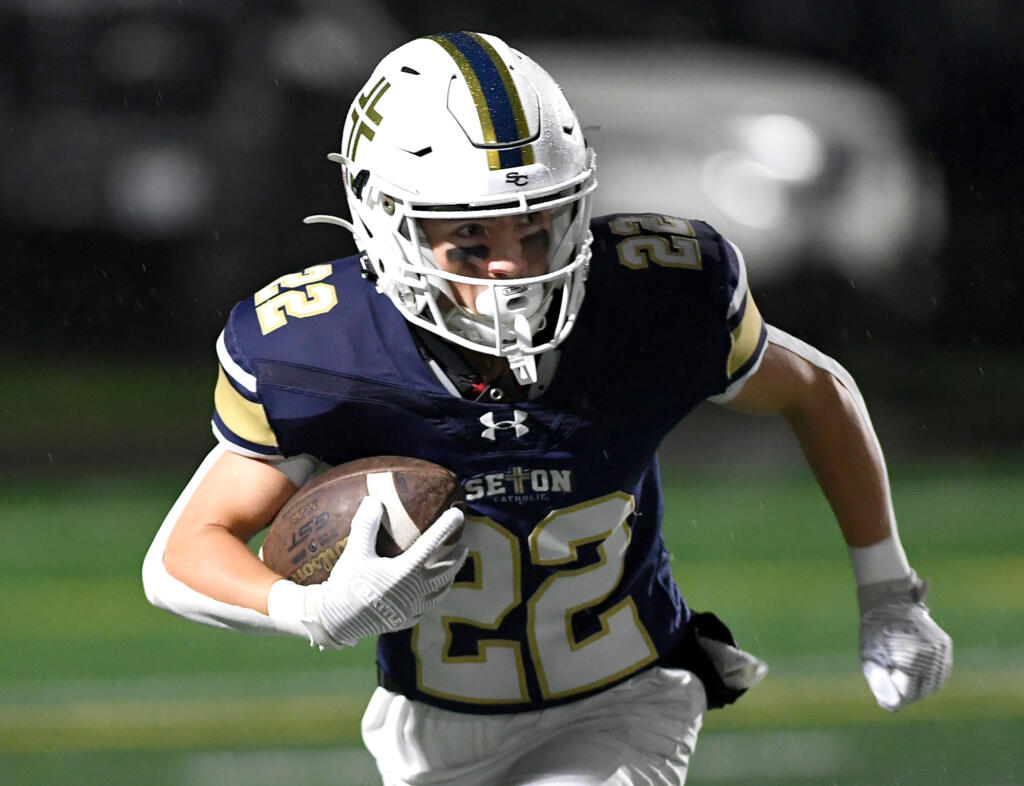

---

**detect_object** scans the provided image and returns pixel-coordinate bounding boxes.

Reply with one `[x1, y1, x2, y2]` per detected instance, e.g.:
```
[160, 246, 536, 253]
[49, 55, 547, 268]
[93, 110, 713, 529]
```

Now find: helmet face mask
[312, 31, 597, 384]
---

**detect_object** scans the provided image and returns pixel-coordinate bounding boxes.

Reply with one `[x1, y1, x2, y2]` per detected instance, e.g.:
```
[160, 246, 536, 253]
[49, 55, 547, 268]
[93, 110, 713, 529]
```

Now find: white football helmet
[305, 31, 597, 385]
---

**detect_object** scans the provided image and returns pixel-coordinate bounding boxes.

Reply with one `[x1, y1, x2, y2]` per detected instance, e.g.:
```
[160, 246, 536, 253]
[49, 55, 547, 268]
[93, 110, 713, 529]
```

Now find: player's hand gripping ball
[261, 456, 465, 586]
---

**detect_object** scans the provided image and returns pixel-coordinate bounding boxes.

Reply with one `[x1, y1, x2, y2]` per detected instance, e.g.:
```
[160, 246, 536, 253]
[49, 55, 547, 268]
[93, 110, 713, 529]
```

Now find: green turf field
[2, 461, 1021, 785]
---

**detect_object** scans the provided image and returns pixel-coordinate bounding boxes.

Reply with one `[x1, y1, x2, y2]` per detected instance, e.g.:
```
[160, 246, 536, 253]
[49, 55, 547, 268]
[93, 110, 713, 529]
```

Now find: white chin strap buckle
[508, 314, 538, 385]
[474, 285, 542, 386]
[475, 283, 543, 322]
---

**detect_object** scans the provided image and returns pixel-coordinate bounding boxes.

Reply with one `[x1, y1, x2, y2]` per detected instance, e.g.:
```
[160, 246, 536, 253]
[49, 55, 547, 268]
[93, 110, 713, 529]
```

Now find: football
[261, 456, 464, 586]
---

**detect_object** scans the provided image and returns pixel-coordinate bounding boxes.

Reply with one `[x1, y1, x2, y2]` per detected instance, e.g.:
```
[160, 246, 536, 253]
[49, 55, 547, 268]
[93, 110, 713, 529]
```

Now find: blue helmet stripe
[430, 31, 532, 169]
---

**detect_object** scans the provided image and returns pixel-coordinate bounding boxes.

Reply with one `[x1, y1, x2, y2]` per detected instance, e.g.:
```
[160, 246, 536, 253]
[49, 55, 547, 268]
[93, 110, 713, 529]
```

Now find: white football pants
[361, 666, 706, 785]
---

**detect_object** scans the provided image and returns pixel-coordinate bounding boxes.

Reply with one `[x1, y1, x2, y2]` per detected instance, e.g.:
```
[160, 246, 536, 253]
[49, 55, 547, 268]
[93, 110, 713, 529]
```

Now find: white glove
[269, 496, 467, 650]
[858, 573, 953, 711]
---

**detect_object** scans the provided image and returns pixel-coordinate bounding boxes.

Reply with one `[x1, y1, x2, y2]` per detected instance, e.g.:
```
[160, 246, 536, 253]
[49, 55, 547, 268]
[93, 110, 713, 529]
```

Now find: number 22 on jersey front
[413, 493, 659, 705]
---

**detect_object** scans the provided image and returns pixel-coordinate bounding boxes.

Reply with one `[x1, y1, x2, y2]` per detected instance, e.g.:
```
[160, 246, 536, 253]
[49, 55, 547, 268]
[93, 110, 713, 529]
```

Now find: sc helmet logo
[505, 172, 529, 187]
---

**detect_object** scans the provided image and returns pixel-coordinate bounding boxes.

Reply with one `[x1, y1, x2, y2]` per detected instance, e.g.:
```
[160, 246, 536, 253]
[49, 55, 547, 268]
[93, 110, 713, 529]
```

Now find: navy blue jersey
[213, 213, 767, 713]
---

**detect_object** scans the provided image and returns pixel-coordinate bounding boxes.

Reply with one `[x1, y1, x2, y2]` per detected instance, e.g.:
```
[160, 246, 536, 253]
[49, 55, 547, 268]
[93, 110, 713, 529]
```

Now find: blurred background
[2, 0, 1022, 469]
[1, 1, 1022, 784]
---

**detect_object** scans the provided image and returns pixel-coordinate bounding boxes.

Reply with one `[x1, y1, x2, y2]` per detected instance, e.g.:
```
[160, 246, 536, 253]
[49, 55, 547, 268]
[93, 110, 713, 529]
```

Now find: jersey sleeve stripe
[724, 240, 749, 319]
[216, 330, 257, 394]
[726, 292, 766, 379]
[211, 418, 281, 459]
[213, 365, 278, 449]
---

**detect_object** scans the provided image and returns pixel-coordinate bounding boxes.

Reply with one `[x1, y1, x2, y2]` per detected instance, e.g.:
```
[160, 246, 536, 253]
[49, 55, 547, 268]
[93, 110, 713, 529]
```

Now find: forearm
[763, 328, 901, 548]
[805, 385, 952, 711]
[782, 369, 895, 548]
[142, 446, 307, 636]
[784, 349, 953, 711]
[726, 328, 907, 558]
[164, 523, 281, 614]
[718, 317, 950, 712]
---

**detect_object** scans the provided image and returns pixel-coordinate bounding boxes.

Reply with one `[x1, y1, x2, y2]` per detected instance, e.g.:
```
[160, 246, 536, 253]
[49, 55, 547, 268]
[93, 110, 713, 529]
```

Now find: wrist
[266, 579, 318, 637]
[848, 534, 912, 587]
[267, 579, 348, 650]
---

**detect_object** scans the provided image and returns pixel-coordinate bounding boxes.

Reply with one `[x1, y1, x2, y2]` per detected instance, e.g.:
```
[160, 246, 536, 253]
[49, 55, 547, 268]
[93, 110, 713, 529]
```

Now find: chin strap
[508, 315, 539, 385]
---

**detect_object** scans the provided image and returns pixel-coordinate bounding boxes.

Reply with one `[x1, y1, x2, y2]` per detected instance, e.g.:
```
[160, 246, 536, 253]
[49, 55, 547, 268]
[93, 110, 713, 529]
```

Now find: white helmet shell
[310, 32, 596, 385]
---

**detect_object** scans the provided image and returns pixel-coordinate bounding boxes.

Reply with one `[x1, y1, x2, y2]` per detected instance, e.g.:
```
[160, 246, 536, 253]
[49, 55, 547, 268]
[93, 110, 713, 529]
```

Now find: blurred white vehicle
[524, 41, 946, 285]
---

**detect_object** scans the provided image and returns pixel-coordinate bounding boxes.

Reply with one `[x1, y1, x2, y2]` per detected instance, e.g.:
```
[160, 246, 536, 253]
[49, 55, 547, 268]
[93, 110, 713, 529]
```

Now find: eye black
[446, 245, 489, 264]
[522, 229, 550, 254]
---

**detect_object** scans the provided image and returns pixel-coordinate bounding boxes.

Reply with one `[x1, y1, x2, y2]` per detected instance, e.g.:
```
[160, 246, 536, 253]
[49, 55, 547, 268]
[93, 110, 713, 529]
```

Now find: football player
[143, 31, 953, 785]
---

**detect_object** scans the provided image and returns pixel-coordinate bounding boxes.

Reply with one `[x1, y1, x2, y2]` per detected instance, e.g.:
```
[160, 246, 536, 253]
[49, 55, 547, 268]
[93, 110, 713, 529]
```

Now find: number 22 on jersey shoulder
[610, 214, 702, 271]
[254, 264, 338, 335]
[413, 493, 659, 705]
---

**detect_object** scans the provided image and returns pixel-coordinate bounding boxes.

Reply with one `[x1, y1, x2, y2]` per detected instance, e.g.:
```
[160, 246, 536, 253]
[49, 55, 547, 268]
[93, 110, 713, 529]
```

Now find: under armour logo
[480, 410, 529, 441]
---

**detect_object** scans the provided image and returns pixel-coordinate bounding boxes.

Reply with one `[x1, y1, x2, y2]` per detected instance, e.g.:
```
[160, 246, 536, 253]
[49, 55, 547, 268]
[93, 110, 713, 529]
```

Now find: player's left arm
[722, 330, 893, 548]
[719, 326, 953, 711]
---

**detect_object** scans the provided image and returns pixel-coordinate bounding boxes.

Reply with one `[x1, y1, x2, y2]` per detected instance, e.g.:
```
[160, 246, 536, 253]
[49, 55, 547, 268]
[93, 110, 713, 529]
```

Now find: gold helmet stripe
[428, 31, 535, 171]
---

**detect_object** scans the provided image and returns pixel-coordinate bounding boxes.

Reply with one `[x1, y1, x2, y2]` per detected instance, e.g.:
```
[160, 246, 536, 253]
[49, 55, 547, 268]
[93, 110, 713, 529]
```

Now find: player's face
[420, 212, 553, 313]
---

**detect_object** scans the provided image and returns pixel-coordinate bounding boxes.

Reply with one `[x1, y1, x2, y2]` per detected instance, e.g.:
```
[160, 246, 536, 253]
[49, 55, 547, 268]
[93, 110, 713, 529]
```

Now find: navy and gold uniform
[213, 214, 766, 714]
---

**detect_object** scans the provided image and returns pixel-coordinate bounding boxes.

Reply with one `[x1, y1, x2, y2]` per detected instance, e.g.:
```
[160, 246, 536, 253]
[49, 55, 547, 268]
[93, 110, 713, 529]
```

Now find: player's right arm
[158, 446, 296, 615]
[142, 445, 466, 649]
[141, 444, 313, 634]
[142, 306, 315, 632]
[143, 296, 466, 647]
